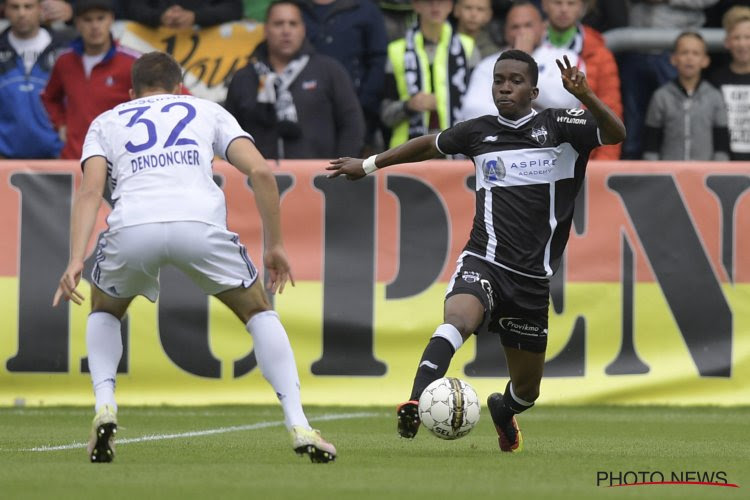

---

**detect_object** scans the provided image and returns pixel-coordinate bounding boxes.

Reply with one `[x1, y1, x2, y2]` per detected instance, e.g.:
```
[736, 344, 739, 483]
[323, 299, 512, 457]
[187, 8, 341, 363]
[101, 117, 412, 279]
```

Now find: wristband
[362, 154, 378, 175]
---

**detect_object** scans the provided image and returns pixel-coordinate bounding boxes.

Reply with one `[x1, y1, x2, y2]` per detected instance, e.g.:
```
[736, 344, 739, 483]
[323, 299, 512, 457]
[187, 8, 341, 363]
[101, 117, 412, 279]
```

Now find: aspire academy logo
[596, 470, 739, 488]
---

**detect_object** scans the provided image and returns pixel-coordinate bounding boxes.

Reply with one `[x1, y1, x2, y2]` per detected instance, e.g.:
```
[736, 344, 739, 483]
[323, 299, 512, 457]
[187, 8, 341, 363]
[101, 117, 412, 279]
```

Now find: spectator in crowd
[124, 0, 242, 29]
[618, 0, 719, 159]
[225, 0, 365, 159]
[542, 0, 622, 160]
[644, 31, 729, 161]
[381, 0, 479, 149]
[0, 0, 67, 158]
[244, 0, 273, 22]
[704, 0, 746, 28]
[581, 0, 628, 33]
[379, 0, 416, 42]
[709, 5, 750, 161]
[453, 0, 500, 58]
[41, 0, 139, 159]
[298, 0, 387, 154]
[460, 1, 580, 121]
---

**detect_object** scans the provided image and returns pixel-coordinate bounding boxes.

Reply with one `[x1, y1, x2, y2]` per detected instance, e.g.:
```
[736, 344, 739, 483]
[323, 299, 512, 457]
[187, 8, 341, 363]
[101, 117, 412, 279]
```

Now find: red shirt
[42, 39, 139, 160]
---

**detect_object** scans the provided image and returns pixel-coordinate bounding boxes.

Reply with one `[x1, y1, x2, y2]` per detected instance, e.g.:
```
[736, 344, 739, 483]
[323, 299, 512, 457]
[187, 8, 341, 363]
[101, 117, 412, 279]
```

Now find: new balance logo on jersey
[481, 157, 506, 181]
[531, 126, 548, 145]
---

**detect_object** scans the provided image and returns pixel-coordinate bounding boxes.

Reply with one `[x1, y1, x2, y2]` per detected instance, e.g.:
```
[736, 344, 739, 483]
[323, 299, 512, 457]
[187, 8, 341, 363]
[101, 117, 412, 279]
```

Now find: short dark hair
[496, 49, 539, 86]
[131, 52, 183, 96]
[74, 0, 114, 17]
[266, 0, 302, 21]
[672, 31, 707, 53]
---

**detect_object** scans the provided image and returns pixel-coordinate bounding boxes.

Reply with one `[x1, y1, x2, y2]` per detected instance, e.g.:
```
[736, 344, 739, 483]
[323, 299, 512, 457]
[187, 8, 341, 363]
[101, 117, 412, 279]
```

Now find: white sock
[86, 312, 123, 413]
[246, 311, 309, 430]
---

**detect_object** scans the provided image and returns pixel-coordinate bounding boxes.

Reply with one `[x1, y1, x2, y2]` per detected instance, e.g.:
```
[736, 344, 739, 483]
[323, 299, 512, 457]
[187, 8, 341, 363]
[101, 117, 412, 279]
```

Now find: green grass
[0, 406, 747, 499]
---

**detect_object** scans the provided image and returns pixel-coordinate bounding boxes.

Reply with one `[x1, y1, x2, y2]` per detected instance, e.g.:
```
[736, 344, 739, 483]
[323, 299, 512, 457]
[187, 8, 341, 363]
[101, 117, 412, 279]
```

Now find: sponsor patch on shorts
[498, 317, 547, 338]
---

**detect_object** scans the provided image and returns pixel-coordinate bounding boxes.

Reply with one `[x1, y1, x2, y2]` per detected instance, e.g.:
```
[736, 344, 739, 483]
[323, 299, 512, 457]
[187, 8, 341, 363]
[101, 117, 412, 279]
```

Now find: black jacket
[225, 41, 365, 159]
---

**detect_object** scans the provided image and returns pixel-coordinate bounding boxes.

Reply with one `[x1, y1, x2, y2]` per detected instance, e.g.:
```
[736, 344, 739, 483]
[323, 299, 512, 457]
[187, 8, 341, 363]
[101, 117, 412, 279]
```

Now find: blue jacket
[299, 0, 387, 118]
[0, 28, 66, 158]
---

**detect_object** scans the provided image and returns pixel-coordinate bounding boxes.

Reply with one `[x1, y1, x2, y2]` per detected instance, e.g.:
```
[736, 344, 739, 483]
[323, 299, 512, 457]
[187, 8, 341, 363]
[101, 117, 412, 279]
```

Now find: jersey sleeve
[552, 108, 602, 155]
[213, 104, 254, 160]
[436, 119, 476, 156]
[80, 116, 108, 167]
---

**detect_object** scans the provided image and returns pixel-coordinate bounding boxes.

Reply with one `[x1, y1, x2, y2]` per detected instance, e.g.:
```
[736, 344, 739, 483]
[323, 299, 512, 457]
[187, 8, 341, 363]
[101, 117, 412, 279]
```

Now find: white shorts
[91, 221, 258, 302]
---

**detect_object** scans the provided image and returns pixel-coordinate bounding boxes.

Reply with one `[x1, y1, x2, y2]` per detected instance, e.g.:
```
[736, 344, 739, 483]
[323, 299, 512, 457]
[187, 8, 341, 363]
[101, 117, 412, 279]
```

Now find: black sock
[408, 337, 455, 401]
[496, 381, 535, 426]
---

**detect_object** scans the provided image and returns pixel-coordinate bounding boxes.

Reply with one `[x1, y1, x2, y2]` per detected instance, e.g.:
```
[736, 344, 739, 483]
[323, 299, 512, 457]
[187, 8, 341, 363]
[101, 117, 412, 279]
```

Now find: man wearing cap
[42, 0, 140, 159]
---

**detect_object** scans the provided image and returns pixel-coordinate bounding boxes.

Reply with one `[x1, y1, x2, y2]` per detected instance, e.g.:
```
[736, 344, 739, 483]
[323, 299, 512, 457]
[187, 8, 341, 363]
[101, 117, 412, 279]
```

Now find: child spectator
[643, 32, 729, 161]
[708, 5, 750, 160]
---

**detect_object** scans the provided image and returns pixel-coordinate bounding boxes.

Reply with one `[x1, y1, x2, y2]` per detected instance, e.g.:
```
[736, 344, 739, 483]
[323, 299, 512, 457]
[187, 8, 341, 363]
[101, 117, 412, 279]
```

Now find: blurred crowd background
[1, 0, 748, 163]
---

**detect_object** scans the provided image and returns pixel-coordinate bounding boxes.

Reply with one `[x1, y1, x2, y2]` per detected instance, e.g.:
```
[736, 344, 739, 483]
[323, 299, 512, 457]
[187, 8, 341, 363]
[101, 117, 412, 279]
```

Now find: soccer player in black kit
[327, 50, 625, 452]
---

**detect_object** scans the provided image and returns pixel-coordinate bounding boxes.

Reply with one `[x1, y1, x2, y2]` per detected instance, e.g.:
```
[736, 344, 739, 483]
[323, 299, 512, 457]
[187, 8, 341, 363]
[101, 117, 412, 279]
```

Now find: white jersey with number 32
[81, 94, 252, 231]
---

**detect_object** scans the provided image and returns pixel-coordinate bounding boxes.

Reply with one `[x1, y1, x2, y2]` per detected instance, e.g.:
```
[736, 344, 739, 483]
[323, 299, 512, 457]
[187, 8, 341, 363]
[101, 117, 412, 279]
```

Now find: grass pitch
[0, 405, 747, 499]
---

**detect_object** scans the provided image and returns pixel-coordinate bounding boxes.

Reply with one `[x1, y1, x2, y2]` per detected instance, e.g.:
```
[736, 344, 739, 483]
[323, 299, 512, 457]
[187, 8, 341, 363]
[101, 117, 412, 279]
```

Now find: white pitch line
[18, 411, 381, 452]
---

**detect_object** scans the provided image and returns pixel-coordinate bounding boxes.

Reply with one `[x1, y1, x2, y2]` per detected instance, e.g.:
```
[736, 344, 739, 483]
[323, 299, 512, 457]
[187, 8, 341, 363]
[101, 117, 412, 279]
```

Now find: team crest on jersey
[462, 271, 481, 283]
[481, 157, 506, 182]
[566, 108, 585, 116]
[531, 126, 548, 145]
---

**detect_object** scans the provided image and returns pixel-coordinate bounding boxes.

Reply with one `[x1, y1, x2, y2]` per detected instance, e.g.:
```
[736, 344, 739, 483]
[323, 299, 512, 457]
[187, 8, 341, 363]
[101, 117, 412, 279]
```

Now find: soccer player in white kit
[52, 51, 336, 464]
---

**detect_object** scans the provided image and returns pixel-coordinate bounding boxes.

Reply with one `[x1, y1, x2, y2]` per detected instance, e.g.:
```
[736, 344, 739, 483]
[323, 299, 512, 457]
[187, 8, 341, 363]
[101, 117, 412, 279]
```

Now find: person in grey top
[643, 32, 729, 161]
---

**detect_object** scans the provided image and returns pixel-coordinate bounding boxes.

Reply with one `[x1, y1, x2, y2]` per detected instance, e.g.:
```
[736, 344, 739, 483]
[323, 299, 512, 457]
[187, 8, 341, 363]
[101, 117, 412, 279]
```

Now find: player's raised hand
[556, 55, 591, 99]
[264, 245, 295, 294]
[327, 157, 367, 180]
[52, 261, 85, 306]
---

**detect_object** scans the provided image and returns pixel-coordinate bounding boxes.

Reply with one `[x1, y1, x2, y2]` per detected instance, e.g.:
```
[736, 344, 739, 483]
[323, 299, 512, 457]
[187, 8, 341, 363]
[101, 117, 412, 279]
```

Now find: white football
[418, 377, 480, 440]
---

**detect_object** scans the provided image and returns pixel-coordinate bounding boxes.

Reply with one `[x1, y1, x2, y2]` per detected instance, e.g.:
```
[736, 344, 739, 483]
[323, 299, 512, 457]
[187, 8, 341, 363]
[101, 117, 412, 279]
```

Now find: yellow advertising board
[0, 160, 748, 406]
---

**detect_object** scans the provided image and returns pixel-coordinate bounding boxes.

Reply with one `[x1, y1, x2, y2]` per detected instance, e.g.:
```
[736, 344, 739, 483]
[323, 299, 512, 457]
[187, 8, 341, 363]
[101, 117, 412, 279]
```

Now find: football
[418, 377, 480, 440]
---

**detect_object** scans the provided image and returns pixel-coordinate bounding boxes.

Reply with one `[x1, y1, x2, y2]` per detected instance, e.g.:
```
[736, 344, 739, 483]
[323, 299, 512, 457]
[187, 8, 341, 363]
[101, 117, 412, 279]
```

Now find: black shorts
[446, 253, 549, 353]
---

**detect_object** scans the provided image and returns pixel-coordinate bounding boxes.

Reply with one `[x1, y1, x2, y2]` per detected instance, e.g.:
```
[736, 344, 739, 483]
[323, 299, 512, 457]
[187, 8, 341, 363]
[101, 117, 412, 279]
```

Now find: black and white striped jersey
[436, 108, 602, 279]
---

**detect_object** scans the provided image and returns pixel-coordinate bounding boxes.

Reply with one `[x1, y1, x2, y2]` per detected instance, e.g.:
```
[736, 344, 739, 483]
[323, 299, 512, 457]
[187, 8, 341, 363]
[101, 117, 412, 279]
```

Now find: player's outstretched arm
[556, 55, 626, 145]
[226, 137, 294, 294]
[326, 134, 442, 180]
[52, 156, 107, 306]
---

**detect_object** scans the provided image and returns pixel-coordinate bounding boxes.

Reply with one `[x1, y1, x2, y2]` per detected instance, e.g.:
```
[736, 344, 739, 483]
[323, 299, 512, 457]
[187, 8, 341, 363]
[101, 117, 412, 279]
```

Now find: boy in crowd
[644, 32, 729, 161]
[709, 5, 750, 160]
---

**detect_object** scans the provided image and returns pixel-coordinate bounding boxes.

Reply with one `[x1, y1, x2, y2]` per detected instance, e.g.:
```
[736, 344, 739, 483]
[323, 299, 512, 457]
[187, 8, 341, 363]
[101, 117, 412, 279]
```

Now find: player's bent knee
[444, 313, 481, 338]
